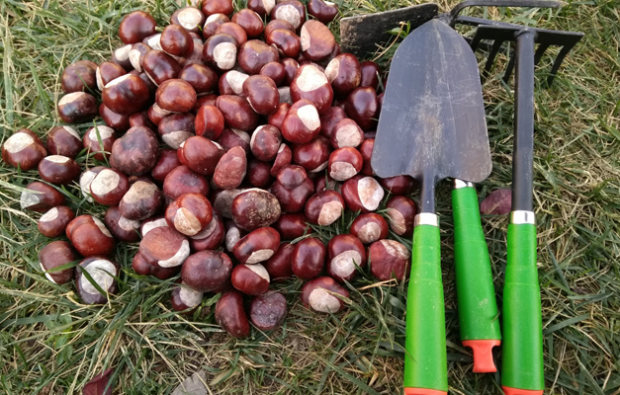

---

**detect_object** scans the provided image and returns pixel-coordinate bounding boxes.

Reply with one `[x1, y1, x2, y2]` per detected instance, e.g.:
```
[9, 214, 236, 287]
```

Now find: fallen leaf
[480, 188, 512, 215]
[83, 369, 113, 395]
[171, 371, 208, 395]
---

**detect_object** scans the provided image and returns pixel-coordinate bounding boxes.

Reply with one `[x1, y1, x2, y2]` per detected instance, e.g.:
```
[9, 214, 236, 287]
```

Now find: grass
[0, 0, 619, 394]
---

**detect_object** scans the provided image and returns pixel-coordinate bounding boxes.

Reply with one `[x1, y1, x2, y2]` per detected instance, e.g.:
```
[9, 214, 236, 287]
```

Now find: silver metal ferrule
[511, 210, 535, 225]
[453, 179, 474, 189]
[414, 213, 439, 227]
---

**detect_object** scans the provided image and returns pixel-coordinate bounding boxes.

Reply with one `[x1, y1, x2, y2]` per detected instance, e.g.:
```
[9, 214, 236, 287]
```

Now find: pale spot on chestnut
[142, 218, 168, 235]
[226, 227, 241, 251]
[162, 130, 193, 149]
[159, 239, 190, 267]
[58, 92, 88, 106]
[178, 8, 204, 30]
[213, 42, 237, 70]
[330, 162, 357, 181]
[317, 200, 343, 225]
[114, 44, 132, 61]
[246, 263, 270, 281]
[174, 207, 202, 236]
[386, 208, 407, 235]
[359, 222, 381, 242]
[325, 58, 339, 82]
[226, 71, 249, 94]
[79, 259, 118, 295]
[4, 132, 35, 153]
[275, 5, 301, 28]
[40, 261, 58, 284]
[358, 177, 384, 210]
[262, 0, 276, 14]
[380, 239, 410, 259]
[129, 49, 143, 72]
[44, 155, 70, 164]
[90, 169, 120, 197]
[105, 73, 132, 88]
[300, 24, 310, 51]
[118, 216, 140, 232]
[309, 161, 328, 173]
[20, 191, 41, 209]
[232, 128, 251, 143]
[88, 125, 115, 140]
[297, 104, 320, 131]
[122, 181, 158, 204]
[330, 250, 361, 278]
[296, 65, 328, 92]
[335, 124, 362, 147]
[179, 284, 204, 307]
[40, 207, 59, 222]
[92, 216, 113, 238]
[191, 216, 218, 240]
[247, 249, 275, 264]
[308, 287, 340, 313]
[62, 126, 80, 140]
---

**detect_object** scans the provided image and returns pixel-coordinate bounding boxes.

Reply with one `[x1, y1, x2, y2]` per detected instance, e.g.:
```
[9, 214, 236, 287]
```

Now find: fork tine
[484, 39, 505, 76]
[503, 49, 516, 83]
[533, 42, 551, 66]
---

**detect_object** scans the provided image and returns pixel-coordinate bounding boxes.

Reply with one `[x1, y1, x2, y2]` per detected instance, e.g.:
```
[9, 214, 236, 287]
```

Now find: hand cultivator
[343, 1, 583, 394]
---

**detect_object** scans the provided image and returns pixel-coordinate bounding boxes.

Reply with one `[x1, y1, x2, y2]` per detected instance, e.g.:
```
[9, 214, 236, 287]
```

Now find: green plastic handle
[501, 223, 544, 392]
[403, 224, 448, 394]
[452, 185, 501, 369]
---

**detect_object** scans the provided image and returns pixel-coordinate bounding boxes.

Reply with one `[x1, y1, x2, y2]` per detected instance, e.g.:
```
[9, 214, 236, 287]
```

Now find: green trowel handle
[452, 183, 501, 371]
[501, 220, 544, 393]
[403, 219, 448, 395]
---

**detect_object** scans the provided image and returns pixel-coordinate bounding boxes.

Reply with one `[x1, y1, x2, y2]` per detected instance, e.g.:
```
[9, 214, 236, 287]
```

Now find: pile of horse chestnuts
[2, 0, 419, 338]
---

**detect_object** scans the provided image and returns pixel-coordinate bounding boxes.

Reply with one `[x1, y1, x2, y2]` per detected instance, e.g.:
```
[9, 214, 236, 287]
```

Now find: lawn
[0, 0, 619, 394]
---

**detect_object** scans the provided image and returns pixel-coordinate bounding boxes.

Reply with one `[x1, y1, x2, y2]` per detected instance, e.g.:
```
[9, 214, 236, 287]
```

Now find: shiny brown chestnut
[260, 62, 286, 87]
[250, 125, 282, 161]
[102, 74, 150, 115]
[104, 206, 140, 243]
[61, 61, 97, 93]
[237, 40, 280, 75]
[273, 212, 309, 240]
[75, 257, 119, 304]
[212, 146, 247, 190]
[243, 75, 280, 115]
[203, 33, 238, 71]
[247, 159, 274, 188]
[215, 290, 250, 338]
[379, 175, 417, 196]
[250, 292, 287, 331]
[20, 182, 65, 212]
[96, 61, 126, 90]
[232, 9, 264, 38]
[161, 25, 194, 58]
[265, 19, 295, 38]
[359, 138, 374, 176]
[151, 148, 182, 182]
[330, 118, 364, 149]
[202, 0, 233, 16]
[155, 79, 197, 113]
[345, 86, 378, 131]
[231, 263, 270, 295]
[147, 103, 171, 125]
[2, 129, 47, 170]
[79, 167, 104, 202]
[301, 276, 348, 313]
[180, 135, 224, 176]
[140, 216, 168, 236]
[300, 20, 336, 62]
[216, 128, 250, 153]
[307, 0, 338, 24]
[195, 105, 225, 140]
[100, 104, 131, 133]
[314, 174, 340, 193]
[140, 226, 190, 268]
[248, 0, 276, 17]
[129, 110, 156, 129]
[271, 143, 292, 177]
[83, 125, 116, 161]
[158, 112, 195, 149]
[141, 50, 182, 86]
[265, 242, 294, 279]
[109, 126, 159, 176]
[90, 168, 129, 206]
[171, 7, 205, 33]
[181, 250, 233, 292]
[133, 252, 181, 279]
[281, 58, 299, 86]
[319, 106, 346, 140]
[65, 215, 95, 241]
[57, 92, 98, 123]
[290, 64, 333, 114]
[170, 282, 204, 314]
[360, 61, 381, 90]
[128, 43, 152, 73]
[39, 241, 77, 284]
[179, 63, 218, 95]
[325, 53, 361, 98]
[215, 95, 258, 131]
[304, 190, 344, 226]
[386, 196, 417, 237]
[38, 206, 75, 238]
[202, 13, 230, 39]
[341, 175, 384, 213]
[71, 217, 116, 257]
[271, 165, 314, 212]
[292, 136, 330, 173]
[369, 239, 410, 281]
[231, 189, 281, 231]
[166, 193, 213, 236]
[233, 226, 280, 264]
[190, 210, 225, 251]
[291, 237, 326, 279]
[38, 155, 80, 185]
[350, 213, 389, 244]
[281, 99, 321, 144]
[268, 103, 290, 130]
[266, 29, 301, 58]
[327, 234, 366, 282]
[119, 180, 163, 220]
[328, 147, 363, 181]
[119, 11, 157, 44]
[271, 0, 305, 30]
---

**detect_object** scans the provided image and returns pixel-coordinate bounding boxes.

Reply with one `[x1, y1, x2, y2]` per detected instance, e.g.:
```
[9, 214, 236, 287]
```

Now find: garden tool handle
[403, 213, 447, 395]
[447, 0, 564, 26]
[452, 180, 501, 373]
[502, 216, 544, 395]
